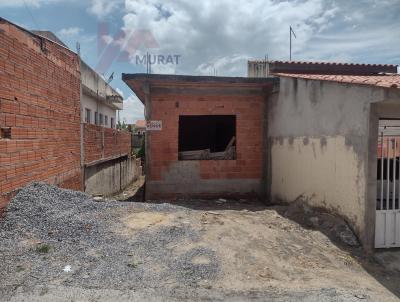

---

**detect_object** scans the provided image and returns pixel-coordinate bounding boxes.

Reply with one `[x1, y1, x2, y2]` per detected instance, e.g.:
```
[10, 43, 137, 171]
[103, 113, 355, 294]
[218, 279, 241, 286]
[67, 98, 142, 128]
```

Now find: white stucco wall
[80, 59, 122, 128]
[268, 77, 387, 246]
[81, 94, 117, 128]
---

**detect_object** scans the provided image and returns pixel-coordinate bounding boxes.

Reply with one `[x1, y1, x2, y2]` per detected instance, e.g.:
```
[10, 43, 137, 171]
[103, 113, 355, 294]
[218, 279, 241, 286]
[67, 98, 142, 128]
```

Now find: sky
[1, 0, 399, 123]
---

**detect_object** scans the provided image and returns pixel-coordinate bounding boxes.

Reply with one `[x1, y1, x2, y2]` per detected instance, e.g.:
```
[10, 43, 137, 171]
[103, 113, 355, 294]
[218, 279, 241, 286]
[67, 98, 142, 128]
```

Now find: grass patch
[36, 244, 51, 254]
[16, 265, 25, 272]
[127, 260, 142, 268]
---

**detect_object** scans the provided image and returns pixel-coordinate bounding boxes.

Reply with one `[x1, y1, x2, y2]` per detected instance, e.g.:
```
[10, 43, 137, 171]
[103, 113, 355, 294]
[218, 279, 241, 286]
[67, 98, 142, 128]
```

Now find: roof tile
[274, 73, 400, 89]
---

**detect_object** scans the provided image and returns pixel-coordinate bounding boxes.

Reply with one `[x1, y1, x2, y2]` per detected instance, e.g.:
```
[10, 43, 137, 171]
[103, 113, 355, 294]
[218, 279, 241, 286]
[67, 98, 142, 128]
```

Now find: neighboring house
[249, 60, 400, 251]
[81, 61, 122, 129]
[123, 61, 400, 251]
[134, 120, 146, 135]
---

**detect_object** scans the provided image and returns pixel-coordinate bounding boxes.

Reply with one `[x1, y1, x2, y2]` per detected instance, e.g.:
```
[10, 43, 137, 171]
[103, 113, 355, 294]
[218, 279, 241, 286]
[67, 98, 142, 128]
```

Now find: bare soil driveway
[0, 183, 399, 301]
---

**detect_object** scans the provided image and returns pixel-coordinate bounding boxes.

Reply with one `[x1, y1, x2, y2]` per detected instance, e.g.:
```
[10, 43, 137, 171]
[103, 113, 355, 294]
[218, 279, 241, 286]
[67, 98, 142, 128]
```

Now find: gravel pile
[0, 183, 220, 298]
[0, 183, 119, 244]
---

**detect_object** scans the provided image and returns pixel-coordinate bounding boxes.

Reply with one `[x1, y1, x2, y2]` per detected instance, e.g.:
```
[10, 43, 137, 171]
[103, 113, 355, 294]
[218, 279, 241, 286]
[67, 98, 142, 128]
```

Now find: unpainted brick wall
[148, 89, 265, 185]
[83, 124, 131, 165]
[0, 21, 82, 207]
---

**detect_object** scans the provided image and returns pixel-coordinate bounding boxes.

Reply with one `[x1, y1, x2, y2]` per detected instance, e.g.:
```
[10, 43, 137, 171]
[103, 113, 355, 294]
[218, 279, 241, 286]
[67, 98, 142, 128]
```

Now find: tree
[137, 136, 145, 160]
[117, 120, 128, 130]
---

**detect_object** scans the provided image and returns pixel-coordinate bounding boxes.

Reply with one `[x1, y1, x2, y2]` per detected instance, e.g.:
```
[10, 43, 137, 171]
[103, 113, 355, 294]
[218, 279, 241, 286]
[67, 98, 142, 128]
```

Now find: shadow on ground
[272, 201, 400, 300]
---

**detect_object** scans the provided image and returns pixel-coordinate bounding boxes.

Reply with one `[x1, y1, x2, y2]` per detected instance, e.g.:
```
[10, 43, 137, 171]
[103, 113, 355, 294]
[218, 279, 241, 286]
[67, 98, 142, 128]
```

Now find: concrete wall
[84, 156, 142, 196]
[248, 61, 269, 78]
[145, 84, 270, 200]
[267, 76, 390, 248]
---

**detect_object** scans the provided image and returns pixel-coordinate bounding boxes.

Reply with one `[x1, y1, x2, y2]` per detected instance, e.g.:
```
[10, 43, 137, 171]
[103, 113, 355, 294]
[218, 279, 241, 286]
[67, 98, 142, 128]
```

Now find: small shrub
[36, 244, 51, 254]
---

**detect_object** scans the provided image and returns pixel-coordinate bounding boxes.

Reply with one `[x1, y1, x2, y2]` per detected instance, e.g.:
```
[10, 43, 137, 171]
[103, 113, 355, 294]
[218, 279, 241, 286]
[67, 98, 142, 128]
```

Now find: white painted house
[80, 61, 123, 128]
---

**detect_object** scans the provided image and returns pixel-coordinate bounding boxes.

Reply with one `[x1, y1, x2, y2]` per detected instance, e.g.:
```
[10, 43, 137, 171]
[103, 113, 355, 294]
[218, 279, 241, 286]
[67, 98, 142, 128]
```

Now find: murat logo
[96, 22, 181, 73]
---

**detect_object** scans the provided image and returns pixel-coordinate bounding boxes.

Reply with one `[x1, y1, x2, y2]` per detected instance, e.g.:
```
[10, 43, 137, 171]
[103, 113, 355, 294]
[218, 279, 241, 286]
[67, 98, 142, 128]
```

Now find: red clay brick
[0, 22, 83, 207]
[146, 87, 266, 197]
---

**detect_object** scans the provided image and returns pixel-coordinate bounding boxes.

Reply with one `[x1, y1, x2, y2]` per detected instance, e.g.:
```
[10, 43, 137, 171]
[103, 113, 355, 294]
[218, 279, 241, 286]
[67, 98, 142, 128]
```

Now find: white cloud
[117, 0, 399, 121]
[87, 0, 122, 18]
[101, 34, 114, 45]
[196, 55, 251, 76]
[118, 0, 400, 77]
[121, 0, 340, 76]
[120, 95, 144, 124]
[58, 27, 82, 38]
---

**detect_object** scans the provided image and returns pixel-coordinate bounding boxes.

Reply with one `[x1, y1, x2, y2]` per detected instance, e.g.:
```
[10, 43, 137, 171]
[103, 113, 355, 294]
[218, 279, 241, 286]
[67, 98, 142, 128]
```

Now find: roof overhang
[248, 60, 398, 75]
[82, 84, 123, 110]
[122, 73, 280, 104]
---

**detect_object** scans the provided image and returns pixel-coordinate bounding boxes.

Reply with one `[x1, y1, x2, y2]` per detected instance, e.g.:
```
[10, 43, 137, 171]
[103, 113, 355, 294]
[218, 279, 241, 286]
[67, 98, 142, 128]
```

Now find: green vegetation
[117, 120, 128, 130]
[36, 244, 51, 254]
[137, 137, 145, 160]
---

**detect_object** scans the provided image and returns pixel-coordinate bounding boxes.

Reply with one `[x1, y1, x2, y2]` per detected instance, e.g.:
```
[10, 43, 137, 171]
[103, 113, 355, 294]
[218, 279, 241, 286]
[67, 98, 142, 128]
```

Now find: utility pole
[289, 26, 296, 61]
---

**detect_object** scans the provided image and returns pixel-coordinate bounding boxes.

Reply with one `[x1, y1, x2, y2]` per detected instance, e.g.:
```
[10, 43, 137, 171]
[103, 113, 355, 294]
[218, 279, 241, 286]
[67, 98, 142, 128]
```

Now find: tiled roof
[135, 120, 146, 128]
[274, 73, 400, 89]
[249, 60, 398, 69]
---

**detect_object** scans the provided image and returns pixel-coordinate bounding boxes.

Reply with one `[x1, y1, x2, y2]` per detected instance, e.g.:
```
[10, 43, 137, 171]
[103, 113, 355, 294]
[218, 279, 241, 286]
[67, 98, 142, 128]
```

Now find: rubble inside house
[179, 136, 236, 160]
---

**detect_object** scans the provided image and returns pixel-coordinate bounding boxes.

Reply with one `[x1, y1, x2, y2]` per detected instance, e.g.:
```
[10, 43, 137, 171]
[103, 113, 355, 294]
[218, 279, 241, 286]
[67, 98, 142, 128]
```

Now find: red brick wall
[147, 86, 266, 199]
[0, 21, 82, 207]
[83, 124, 131, 165]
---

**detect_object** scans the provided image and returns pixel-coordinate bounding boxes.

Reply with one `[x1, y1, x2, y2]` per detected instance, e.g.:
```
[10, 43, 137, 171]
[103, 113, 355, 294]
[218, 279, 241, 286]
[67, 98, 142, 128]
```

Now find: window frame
[85, 108, 91, 124]
[178, 115, 237, 161]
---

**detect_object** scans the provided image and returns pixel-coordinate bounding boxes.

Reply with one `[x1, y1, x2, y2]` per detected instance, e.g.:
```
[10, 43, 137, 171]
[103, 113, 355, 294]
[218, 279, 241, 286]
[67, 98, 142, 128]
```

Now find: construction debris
[179, 136, 236, 160]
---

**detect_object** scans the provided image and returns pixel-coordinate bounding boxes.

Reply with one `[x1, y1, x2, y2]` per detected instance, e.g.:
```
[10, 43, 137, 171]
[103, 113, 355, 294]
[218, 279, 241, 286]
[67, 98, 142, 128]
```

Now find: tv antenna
[289, 26, 297, 61]
[107, 72, 114, 84]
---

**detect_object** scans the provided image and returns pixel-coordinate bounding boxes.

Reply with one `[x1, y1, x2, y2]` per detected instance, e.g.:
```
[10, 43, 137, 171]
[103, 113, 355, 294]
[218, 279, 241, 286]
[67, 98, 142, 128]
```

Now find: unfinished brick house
[124, 62, 400, 251]
[0, 18, 140, 207]
[123, 74, 278, 199]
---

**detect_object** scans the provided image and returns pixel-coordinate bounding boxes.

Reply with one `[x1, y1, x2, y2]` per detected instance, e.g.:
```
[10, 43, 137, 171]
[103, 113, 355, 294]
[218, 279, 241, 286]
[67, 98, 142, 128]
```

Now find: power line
[23, 0, 40, 29]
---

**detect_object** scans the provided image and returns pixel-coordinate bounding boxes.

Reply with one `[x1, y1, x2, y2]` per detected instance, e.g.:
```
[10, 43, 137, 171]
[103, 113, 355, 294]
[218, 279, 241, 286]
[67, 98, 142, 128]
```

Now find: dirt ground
[1, 183, 400, 301]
